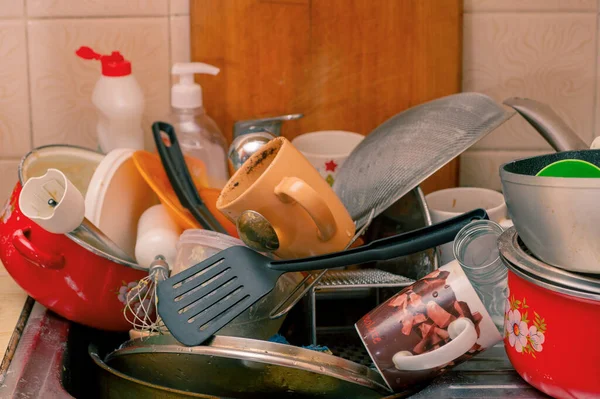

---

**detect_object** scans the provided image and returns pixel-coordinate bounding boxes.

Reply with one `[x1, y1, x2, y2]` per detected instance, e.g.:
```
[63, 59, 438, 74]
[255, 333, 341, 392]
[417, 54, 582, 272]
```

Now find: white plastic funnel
[19, 168, 85, 234]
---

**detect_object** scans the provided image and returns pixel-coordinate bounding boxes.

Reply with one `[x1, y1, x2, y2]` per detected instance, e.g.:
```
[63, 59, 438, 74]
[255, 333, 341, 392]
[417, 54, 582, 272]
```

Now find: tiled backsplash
[0, 0, 190, 203]
[460, 0, 599, 190]
[0, 0, 598, 204]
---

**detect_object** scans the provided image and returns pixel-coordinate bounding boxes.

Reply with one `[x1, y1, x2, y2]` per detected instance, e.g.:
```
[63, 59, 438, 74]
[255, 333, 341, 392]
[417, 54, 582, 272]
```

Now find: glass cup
[453, 220, 508, 332]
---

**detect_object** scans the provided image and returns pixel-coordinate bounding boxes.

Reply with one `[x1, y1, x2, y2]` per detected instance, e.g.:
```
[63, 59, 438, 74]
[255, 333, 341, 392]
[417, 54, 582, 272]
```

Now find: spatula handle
[269, 208, 488, 272]
[152, 121, 228, 234]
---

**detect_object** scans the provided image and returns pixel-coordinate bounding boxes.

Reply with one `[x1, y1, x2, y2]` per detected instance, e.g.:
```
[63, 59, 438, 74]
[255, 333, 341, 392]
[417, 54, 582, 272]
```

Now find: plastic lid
[178, 229, 244, 251]
[171, 63, 219, 109]
[76, 46, 132, 77]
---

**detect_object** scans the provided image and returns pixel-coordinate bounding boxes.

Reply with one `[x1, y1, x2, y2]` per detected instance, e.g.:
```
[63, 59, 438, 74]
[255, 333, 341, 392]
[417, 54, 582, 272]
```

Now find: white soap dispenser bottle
[170, 63, 229, 189]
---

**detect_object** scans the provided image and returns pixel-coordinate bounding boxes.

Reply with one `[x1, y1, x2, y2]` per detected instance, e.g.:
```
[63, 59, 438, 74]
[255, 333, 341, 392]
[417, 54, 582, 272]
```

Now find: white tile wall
[0, 160, 19, 204]
[27, 0, 169, 17]
[464, 0, 597, 12]
[459, 150, 550, 191]
[0, 21, 30, 157]
[460, 1, 600, 189]
[170, 0, 190, 15]
[0, 0, 190, 204]
[464, 13, 596, 150]
[0, 0, 24, 18]
[170, 15, 191, 64]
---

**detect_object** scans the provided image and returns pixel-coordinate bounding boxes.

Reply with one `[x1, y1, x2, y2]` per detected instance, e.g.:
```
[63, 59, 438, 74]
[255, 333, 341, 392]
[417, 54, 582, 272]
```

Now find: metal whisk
[124, 255, 170, 335]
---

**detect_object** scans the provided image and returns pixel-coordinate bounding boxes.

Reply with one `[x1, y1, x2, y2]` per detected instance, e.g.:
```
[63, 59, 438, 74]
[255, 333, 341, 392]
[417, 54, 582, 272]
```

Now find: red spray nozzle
[76, 46, 131, 77]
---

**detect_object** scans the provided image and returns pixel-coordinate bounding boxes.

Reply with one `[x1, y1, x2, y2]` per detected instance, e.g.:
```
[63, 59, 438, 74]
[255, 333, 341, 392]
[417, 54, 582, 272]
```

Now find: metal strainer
[333, 92, 515, 228]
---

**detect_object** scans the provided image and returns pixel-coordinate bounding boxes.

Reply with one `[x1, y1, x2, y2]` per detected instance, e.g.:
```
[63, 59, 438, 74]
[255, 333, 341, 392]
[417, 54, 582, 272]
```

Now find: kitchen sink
[0, 300, 548, 399]
[0, 300, 128, 399]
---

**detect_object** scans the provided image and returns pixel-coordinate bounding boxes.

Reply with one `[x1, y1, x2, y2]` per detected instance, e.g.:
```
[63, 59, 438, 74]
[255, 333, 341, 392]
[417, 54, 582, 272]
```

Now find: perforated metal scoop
[333, 92, 515, 228]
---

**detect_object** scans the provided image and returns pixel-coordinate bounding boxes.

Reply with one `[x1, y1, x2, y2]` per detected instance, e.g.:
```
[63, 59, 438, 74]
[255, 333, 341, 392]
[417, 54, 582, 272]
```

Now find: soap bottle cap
[171, 62, 220, 109]
[76, 46, 132, 77]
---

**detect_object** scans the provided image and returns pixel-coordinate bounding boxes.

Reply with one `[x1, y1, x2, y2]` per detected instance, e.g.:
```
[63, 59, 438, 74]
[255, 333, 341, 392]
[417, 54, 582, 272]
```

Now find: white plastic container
[172, 229, 244, 276]
[76, 46, 145, 153]
[169, 63, 229, 189]
[135, 204, 182, 269]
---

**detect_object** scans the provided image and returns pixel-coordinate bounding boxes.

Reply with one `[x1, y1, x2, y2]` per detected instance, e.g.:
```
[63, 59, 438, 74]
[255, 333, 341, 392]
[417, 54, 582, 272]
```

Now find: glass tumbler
[453, 220, 508, 332]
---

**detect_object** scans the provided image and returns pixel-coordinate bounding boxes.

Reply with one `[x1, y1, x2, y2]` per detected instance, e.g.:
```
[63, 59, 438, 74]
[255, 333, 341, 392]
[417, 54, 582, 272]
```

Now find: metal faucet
[228, 113, 303, 171]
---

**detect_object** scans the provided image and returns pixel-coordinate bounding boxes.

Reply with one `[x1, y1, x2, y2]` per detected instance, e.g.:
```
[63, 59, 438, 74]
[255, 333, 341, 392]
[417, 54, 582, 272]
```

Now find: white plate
[85, 148, 158, 258]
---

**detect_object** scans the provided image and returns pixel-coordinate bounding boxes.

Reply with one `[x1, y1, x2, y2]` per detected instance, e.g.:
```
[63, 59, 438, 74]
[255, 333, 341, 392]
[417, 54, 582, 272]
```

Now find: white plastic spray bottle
[76, 46, 145, 153]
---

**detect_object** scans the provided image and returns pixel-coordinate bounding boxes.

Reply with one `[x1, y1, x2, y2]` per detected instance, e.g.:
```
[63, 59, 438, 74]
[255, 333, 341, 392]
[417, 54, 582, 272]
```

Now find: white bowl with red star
[291, 130, 364, 186]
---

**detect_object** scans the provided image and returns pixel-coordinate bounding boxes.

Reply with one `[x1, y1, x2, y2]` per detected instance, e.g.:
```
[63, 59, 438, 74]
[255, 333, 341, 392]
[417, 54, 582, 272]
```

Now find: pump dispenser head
[76, 46, 132, 77]
[171, 62, 220, 109]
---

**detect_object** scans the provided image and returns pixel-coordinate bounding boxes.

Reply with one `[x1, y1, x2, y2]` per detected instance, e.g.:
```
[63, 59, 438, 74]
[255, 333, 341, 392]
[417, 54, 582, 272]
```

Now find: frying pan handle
[274, 177, 337, 241]
[12, 228, 65, 270]
[151, 121, 228, 234]
[503, 97, 588, 151]
[270, 208, 488, 272]
[392, 318, 477, 371]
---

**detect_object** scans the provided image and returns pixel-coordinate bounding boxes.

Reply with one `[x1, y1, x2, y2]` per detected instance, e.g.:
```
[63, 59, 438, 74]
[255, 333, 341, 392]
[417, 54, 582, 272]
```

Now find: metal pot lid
[104, 334, 392, 398]
[498, 227, 600, 299]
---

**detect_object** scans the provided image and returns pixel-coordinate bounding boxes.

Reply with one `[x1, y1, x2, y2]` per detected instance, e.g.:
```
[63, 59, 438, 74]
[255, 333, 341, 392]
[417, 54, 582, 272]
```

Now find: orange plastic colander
[132, 151, 238, 237]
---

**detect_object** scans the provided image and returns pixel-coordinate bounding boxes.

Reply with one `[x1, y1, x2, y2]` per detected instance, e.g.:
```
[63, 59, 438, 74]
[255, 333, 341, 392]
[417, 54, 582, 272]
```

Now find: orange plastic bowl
[132, 151, 238, 237]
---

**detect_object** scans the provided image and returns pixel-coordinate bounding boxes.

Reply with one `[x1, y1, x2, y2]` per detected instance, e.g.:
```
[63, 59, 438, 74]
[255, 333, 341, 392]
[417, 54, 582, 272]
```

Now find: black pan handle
[152, 121, 228, 234]
[270, 208, 489, 272]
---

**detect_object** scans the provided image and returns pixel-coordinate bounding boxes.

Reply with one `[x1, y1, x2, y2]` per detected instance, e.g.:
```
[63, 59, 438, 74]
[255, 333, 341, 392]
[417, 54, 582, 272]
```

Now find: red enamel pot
[498, 228, 600, 399]
[0, 145, 148, 331]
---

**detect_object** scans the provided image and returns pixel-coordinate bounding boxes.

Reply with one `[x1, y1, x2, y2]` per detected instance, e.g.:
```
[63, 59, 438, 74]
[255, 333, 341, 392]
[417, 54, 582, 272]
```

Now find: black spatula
[158, 208, 488, 346]
[152, 121, 228, 234]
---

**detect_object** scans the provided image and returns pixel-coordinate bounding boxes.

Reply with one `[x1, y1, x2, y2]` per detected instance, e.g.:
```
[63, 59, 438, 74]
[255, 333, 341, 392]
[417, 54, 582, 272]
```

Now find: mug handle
[274, 176, 337, 241]
[392, 317, 477, 371]
[12, 228, 65, 270]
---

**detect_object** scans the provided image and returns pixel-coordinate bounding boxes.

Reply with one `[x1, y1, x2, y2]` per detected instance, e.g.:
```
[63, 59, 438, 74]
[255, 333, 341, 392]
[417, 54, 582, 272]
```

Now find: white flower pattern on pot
[507, 309, 529, 353]
[505, 293, 547, 358]
[528, 325, 545, 352]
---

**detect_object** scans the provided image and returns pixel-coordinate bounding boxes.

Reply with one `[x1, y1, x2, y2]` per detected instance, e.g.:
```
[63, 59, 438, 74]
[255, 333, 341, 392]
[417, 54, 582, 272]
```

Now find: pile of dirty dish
[1, 93, 598, 399]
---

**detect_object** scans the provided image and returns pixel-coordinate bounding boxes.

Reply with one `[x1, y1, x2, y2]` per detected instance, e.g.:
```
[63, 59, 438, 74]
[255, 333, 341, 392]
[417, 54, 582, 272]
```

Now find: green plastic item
[536, 159, 600, 178]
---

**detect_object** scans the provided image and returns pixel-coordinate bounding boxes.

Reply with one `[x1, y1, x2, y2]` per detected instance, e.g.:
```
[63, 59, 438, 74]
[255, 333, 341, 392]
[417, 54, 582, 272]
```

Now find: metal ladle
[236, 210, 279, 252]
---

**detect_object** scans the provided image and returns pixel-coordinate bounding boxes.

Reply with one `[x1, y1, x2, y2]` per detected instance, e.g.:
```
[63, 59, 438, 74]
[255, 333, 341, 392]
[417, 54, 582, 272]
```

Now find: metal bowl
[218, 271, 303, 339]
[366, 187, 438, 281]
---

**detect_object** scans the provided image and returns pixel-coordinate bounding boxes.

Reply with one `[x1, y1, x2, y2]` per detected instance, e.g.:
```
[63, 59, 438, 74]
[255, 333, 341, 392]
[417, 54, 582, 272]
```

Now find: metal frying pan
[96, 335, 400, 398]
[500, 98, 600, 274]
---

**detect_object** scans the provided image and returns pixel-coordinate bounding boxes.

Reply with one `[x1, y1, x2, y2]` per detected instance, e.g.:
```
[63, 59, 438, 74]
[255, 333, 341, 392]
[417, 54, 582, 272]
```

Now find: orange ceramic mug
[217, 137, 355, 259]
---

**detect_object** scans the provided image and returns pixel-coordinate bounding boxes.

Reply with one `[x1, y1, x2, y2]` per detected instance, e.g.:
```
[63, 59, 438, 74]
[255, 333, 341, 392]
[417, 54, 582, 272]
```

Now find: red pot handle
[12, 228, 65, 270]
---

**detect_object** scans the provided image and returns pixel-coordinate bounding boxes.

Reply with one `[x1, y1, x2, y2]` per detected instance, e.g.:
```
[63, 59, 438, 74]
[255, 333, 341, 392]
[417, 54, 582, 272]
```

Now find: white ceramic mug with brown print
[356, 259, 502, 392]
[291, 131, 364, 186]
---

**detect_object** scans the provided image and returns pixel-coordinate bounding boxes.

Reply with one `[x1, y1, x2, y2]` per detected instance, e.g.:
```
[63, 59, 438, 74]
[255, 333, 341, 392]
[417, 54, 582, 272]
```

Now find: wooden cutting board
[190, 0, 462, 193]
